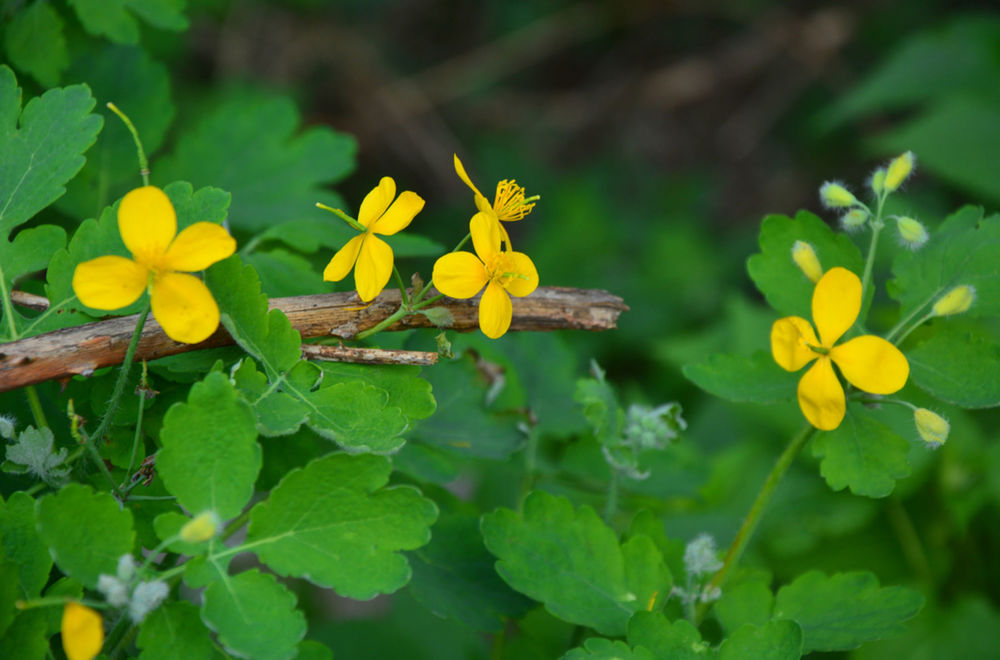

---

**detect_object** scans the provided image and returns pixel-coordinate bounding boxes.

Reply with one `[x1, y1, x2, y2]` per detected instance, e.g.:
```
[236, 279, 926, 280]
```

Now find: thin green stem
[222, 510, 251, 542]
[885, 496, 934, 585]
[17, 595, 106, 610]
[393, 266, 411, 306]
[103, 612, 133, 659]
[106, 103, 149, 186]
[490, 621, 507, 660]
[697, 424, 814, 622]
[87, 304, 150, 491]
[859, 194, 887, 322]
[0, 262, 18, 339]
[520, 425, 539, 498]
[891, 311, 934, 347]
[123, 362, 148, 487]
[25, 386, 49, 429]
[885, 290, 939, 343]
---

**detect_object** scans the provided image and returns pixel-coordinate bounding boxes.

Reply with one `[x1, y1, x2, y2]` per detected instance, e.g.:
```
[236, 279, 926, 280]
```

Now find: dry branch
[0, 287, 626, 392]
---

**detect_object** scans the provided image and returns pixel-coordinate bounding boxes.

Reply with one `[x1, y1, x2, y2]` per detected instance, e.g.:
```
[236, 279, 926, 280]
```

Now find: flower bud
[884, 151, 915, 192]
[683, 533, 723, 576]
[129, 580, 169, 623]
[180, 511, 220, 544]
[840, 208, 869, 232]
[791, 240, 823, 283]
[116, 554, 136, 582]
[932, 285, 975, 317]
[870, 168, 886, 195]
[0, 415, 15, 440]
[914, 408, 949, 447]
[819, 181, 858, 209]
[97, 574, 129, 607]
[896, 217, 928, 249]
[62, 602, 104, 660]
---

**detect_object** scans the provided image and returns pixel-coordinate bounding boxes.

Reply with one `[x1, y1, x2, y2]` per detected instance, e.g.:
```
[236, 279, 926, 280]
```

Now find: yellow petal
[470, 211, 501, 263]
[479, 280, 513, 339]
[454, 153, 485, 199]
[354, 234, 393, 302]
[358, 177, 396, 228]
[151, 272, 220, 344]
[797, 357, 846, 430]
[812, 266, 861, 347]
[830, 335, 909, 394]
[323, 234, 364, 282]
[371, 190, 424, 236]
[770, 316, 820, 372]
[62, 603, 103, 660]
[118, 186, 176, 266]
[162, 222, 236, 272]
[73, 256, 148, 310]
[432, 252, 488, 299]
[501, 251, 539, 297]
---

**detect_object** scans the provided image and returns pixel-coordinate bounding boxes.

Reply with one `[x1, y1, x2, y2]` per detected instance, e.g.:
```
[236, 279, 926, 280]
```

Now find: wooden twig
[0, 287, 626, 392]
[300, 344, 438, 366]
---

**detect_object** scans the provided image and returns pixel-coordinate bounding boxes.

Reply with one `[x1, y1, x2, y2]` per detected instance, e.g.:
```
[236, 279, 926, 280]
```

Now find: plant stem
[697, 424, 814, 621]
[859, 194, 886, 321]
[891, 311, 934, 347]
[87, 304, 150, 492]
[393, 266, 411, 306]
[123, 362, 148, 489]
[25, 385, 49, 429]
[106, 103, 149, 186]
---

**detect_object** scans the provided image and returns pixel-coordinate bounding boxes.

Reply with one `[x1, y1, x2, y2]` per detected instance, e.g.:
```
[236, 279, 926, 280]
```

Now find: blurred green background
[5, 0, 1000, 656]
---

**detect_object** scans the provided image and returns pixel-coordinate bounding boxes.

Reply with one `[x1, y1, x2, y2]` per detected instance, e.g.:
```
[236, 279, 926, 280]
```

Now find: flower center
[493, 180, 536, 222]
[484, 252, 524, 287]
[807, 343, 830, 356]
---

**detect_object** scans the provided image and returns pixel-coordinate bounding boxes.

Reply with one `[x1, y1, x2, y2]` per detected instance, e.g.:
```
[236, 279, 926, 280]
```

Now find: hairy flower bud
[129, 581, 169, 623]
[180, 511, 221, 544]
[791, 240, 823, 283]
[683, 533, 723, 577]
[841, 208, 869, 232]
[932, 285, 975, 317]
[896, 217, 928, 249]
[869, 168, 886, 195]
[819, 181, 858, 209]
[884, 151, 916, 192]
[914, 408, 949, 447]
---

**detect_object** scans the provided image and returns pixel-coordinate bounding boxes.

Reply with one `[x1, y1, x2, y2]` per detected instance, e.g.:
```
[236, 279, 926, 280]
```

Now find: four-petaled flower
[454, 153, 535, 249]
[432, 213, 539, 338]
[323, 177, 424, 302]
[771, 267, 909, 430]
[73, 186, 236, 344]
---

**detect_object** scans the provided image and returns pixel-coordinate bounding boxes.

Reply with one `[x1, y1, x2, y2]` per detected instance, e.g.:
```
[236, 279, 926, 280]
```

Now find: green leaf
[773, 570, 924, 652]
[0, 493, 51, 598]
[253, 217, 443, 257]
[874, 98, 1000, 203]
[59, 46, 174, 219]
[907, 321, 1000, 408]
[891, 207, 1000, 318]
[158, 91, 356, 232]
[574, 367, 621, 445]
[209, 257, 409, 452]
[408, 514, 533, 632]
[718, 620, 803, 660]
[0, 225, 66, 340]
[413, 355, 523, 459]
[67, 0, 187, 44]
[245, 248, 328, 297]
[35, 483, 135, 589]
[138, 601, 214, 660]
[561, 638, 656, 660]
[0, 66, 103, 238]
[158, 371, 261, 519]
[0, 609, 47, 660]
[627, 612, 713, 659]
[201, 569, 306, 660]
[811, 405, 910, 498]
[714, 580, 774, 636]
[683, 352, 799, 404]
[295, 640, 334, 660]
[123, 0, 189, 31]
[0, 560, 17, 638]
[232, 358, 309, 436]
[747, 211, 865, 318]
[246, 453, 437, 599]
[481, 491, 671, 636]
[2, 2, 68, 87]
[319, 363, 436, 421]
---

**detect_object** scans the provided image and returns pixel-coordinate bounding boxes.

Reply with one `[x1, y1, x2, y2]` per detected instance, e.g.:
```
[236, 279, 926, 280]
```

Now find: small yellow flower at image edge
[323, 176, 425, 302]
[72, 186, 236, 344]
[454, 153, 537, 249]
[432, 213, 539, 339]
[770, 267, 909, 430]
[62, 602, 103, 660]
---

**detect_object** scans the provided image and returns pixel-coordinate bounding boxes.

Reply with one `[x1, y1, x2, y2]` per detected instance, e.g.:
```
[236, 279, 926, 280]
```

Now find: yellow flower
[323, 177, 424, 302]
[771, 267, 909, 430]
[454, 154, 536, 248]
[432, 213, 539, 338]
[62, 602, 103, 660]
[72, 186, 236, 344]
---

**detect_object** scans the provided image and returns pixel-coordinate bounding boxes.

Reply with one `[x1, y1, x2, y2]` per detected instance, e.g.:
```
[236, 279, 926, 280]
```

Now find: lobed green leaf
[683, 351, 799, 404]
[811, 405, 910, 498]
[907, 321, 1000, 408]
